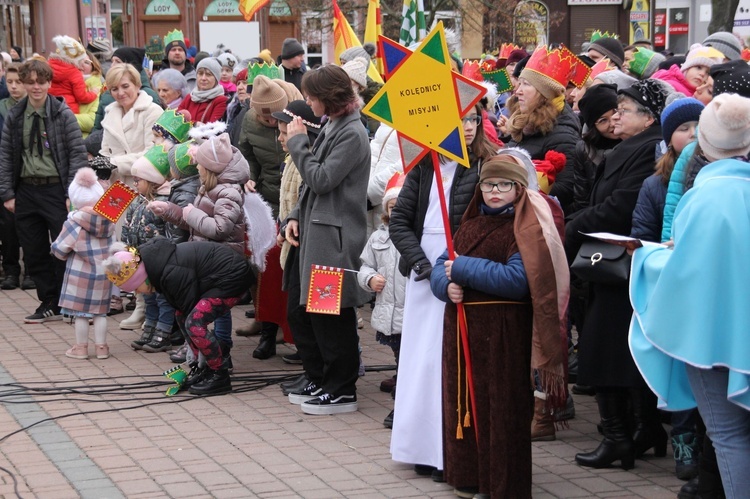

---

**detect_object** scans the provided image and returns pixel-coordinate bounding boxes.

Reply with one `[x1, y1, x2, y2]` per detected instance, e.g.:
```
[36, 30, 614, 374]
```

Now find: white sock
[93, 316, 108, 345]
[74, 317, 89, 345]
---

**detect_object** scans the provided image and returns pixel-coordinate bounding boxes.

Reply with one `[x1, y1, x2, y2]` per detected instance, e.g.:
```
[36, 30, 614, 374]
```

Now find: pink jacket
[652, 65, 696, 97]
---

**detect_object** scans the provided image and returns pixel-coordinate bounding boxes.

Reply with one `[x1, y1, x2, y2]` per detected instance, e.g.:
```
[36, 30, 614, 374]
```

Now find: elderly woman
[178, 57, 227, 124]
[565, 79, 668, 471]
[100, 63, 163, 186]
[152, 68, 189, 109]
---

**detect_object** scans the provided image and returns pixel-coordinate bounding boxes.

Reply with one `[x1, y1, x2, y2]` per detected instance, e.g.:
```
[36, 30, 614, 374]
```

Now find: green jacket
[238, 108, 284, 217]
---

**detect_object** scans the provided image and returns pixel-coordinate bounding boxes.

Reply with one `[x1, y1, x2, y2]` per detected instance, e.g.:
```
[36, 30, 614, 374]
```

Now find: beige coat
[100, 90, 163, 181]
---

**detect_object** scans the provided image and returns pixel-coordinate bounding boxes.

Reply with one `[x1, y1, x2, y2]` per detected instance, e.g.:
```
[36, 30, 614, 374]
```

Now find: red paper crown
[589, 57, 616, 81]
[461, 60, 483, 83]
[742, 48, 750, 62]
[385, 171, 406, 192]
[499, 43, 521, 60]
[525, 45, 588, 88]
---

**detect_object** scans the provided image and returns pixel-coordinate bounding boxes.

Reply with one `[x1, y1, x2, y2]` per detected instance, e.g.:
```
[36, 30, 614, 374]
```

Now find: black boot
[630, 388, 668, 458]
[189, 368, 232, 395]
[697, 434, 726, 499]
[252, 322, 277, 359]
[575, 390, 635, 470]
[142, 328, 173, 353]
[183, 362, 208, 390]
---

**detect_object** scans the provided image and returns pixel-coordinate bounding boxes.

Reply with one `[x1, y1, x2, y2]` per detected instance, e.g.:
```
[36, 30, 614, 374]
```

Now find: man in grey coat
[282, 68, 371, 415]
[0, 59, 88, 323]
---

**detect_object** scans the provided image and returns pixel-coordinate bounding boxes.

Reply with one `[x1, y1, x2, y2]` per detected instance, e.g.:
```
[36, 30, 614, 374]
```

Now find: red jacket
[48, 58, 98, 114]
[177, 94, 228, 124]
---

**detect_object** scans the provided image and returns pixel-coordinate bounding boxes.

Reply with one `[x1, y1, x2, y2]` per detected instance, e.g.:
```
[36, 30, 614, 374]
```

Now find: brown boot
[235, 321, 262, 337]
[531, 391, 556, 441]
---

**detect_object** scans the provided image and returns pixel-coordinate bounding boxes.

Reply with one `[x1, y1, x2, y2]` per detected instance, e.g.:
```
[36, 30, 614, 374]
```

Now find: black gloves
[413, 260, 433, 282]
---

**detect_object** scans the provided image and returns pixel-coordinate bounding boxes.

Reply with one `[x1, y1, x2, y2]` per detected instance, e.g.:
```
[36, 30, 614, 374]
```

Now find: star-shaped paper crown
[163, 29, 185, 48]
[153, 109, 193, 144]
[142, 144, 171, 178]
[248, 62, 280, 85]
[590, 30, 619, 43]
[462, 60, 483, 82]
[525, 45, 590, 89]
[169, 141, 199, 178]
[589, 57, 616, 81]
[106, 246, 142, 289]
[499, 43, 522, 60]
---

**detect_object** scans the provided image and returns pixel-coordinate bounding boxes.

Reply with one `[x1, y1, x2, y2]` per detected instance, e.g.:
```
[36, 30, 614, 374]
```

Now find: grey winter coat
[358, 224, 405, 335]
[284, 111, 371, 308]
[0, 95, 87, 202]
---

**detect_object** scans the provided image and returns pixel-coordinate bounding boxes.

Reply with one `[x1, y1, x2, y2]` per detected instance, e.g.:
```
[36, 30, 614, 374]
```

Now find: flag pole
[430, 150, 479, 442]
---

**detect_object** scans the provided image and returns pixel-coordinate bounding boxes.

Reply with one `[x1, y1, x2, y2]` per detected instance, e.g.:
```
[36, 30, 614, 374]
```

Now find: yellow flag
[333, 0, 384, 84]
[364, 0, 384, 76]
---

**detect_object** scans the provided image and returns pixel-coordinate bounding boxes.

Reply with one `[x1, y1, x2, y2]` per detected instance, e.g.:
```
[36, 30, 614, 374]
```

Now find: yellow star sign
[362, 23, 487, 170]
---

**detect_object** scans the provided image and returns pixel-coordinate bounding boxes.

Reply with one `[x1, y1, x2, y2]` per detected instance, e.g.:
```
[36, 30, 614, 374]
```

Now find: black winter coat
[390, 155, 480, 276]
[630, 174, 667, 242]
[0, 95, 87, 202]
[166, 175, 201, 243]
[568, 137, 620, 215]
[564, 125, 661, 388]
[506, 105, 580, 211]
[139, 238, 255, 314]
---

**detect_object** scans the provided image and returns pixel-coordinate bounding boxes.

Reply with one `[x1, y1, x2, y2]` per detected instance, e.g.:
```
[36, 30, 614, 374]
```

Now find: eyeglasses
[595, 112, 618, 127]
[461, 115, 482, 125]
[479, 181, 516, 193]
[614, 107, 640, 116]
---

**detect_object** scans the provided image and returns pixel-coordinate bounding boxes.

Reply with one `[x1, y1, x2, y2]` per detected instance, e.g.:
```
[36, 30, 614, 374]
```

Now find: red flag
[306, 265, 344, 315]
[239, 0, 271, 21]
[93, 181, 139, 223]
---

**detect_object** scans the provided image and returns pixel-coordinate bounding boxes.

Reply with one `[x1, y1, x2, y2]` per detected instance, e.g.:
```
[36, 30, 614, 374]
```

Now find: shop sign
[145, 0, 180, 15]
[204, 0, 241, 16]
[513, 1, 549, 50]
[269, 0, 292, 16]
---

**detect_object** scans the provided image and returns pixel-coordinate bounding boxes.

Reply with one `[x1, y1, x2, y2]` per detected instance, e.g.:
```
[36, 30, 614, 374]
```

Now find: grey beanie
[340, 46, 369, 64]
[594, 69, 637, 90]
[197, 57, 222, 83]
[702, 31, 742, 61]
[281, 38, 305, 60]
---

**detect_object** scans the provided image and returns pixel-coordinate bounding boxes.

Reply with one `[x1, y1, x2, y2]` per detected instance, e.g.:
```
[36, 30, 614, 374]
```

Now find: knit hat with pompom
[68, 167, 105, 209]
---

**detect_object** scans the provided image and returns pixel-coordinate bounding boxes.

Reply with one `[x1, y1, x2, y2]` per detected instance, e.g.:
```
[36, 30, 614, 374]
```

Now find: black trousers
[14, 183, 67, 306]
[286, 249, 359, 397]
[0, 205, 21, 277]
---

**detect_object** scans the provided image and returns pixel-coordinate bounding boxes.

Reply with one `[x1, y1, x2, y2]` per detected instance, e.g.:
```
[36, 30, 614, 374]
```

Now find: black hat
[618, 79, 669, 124]
[113, 47, 146, 73]
[589, 37, 625, 69]
[579, 83, 618, 129]
[280, 38, 305, 60]
[658, 55, 685, 71]
[272, 100, 323, 135]
[513, 55, 531, 79]
[710, 59, 750, 98]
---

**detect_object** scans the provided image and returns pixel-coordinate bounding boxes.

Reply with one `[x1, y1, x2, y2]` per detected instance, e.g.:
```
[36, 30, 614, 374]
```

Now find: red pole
[430, 150, 479, 442]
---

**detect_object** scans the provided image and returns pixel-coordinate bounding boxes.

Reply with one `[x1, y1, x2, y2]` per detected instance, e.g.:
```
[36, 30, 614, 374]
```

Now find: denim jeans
[213, 311, 233, 347]
[686, 364, 750, 498]
[143, 292, 175, 332]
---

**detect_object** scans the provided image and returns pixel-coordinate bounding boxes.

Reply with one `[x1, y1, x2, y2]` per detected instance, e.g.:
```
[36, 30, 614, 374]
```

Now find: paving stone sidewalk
[0, 289, 684, 498]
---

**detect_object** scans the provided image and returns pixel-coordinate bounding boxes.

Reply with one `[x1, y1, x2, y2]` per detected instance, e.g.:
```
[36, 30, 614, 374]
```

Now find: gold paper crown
[106, 246, 142, 288]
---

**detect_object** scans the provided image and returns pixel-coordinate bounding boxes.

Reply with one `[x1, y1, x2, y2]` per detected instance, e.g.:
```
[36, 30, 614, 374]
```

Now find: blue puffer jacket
[430, 249, 529, 303]
[631, 174, 667, 242]
[661, 141, 694, 242]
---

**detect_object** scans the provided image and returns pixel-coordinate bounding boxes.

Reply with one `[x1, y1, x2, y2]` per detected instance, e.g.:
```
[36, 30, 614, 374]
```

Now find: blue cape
[629, 158, 750, 411]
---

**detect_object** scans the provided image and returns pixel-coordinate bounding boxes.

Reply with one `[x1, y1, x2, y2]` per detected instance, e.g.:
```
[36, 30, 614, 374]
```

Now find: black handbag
[570, 241, 631, 284]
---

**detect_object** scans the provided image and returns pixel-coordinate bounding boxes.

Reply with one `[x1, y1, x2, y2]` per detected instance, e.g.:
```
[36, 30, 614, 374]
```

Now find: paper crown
[499, 43, 522, 60]
[105, 246, 143, 289]
[164, 29, 185, 48]
[247, 61, 280, 85]
[590, 30, 619, 43]
[142, 144, 171, 178]
[743, 48, 750, 62]
[525, 45, 590, 89]
[169, 141, 199, 178]
[589, 57, 616, 81]
[481, 68, 513, 93]
[152, 109, 193, 143]
[628, 48, 658, 78]
[462, 60, 483, 82]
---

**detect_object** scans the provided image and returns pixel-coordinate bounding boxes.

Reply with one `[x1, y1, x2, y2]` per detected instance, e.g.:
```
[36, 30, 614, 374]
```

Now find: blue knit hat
[661, 97, 704, 145]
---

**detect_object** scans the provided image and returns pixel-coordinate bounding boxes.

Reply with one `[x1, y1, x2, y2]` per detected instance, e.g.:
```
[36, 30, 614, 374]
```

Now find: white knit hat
[68, 167, 105, 209]
[342, 57, 369, 90]
[698, 93, 750, 160]
[51, 35, 87, 64]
